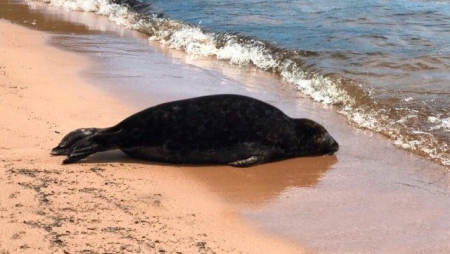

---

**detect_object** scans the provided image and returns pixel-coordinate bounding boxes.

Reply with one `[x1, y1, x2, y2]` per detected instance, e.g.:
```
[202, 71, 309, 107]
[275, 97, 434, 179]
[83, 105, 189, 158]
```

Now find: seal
[51, 94, 339, 167]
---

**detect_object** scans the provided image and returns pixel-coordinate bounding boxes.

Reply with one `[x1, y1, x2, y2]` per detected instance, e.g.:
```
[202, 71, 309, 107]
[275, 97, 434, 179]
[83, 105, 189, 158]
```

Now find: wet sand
[0, 20, 305, 253]
[2, 1, 450, 253]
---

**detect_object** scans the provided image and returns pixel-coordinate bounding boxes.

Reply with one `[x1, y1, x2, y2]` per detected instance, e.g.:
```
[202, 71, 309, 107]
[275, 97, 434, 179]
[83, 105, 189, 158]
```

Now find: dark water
[30, 0, 450, 166]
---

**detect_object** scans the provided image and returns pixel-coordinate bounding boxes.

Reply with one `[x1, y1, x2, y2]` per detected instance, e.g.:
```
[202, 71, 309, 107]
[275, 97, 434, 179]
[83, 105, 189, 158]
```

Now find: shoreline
[27, 0, 450, 168]
[0, 20, 305, 253]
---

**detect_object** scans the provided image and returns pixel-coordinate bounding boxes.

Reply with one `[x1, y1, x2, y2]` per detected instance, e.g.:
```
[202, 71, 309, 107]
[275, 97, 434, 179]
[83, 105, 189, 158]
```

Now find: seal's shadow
[68, 151, 337, 207]
[180, 156, 337, 206]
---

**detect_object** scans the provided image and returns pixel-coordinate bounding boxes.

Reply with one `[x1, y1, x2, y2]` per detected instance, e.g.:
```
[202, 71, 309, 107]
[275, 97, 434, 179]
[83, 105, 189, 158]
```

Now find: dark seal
[51, 94, 339, 167]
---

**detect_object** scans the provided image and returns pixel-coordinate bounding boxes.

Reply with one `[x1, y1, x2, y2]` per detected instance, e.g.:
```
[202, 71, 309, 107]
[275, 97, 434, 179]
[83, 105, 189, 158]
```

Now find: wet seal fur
[51, 94, 339, 167]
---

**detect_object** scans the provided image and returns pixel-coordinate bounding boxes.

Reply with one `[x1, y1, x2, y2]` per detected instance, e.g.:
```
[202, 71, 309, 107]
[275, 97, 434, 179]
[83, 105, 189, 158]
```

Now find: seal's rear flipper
[51, 128, 101, 156]
[62, 132, 121, 164]
[63, 139, 101, 164]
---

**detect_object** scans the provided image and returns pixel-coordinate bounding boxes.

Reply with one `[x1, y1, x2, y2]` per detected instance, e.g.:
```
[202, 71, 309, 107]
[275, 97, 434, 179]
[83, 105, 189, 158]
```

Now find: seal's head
[294, 119, 339, 156]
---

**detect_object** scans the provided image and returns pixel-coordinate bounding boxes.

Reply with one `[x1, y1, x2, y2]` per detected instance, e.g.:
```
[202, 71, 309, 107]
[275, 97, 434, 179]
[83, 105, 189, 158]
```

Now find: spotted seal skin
[51, 94, 339, 167]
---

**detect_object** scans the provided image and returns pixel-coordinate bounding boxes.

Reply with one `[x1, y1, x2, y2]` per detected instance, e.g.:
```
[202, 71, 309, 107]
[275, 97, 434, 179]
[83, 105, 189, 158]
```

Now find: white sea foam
[39, 0, 352, 104]
[279, 60, 354, 105]
[403, 97, 413, 102]
[340, 105, 450, 166]
[429, 116, 450, 132]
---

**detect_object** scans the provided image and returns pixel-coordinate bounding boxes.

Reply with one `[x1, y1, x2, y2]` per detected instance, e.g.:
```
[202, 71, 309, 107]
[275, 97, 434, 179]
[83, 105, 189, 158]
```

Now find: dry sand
[0, 20, 306, 253]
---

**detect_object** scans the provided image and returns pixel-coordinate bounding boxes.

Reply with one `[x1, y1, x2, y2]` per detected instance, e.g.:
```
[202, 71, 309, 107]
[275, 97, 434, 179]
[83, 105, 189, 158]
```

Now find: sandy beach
[0, 20, 306, 253]
[3, 1, 450, 253]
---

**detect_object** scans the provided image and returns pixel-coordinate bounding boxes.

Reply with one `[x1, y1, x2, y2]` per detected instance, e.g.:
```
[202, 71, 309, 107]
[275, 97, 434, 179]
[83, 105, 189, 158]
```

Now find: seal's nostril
[332, 139, 339, 152]
[329, 136, 336, 147]
[326, 134, 339, 154]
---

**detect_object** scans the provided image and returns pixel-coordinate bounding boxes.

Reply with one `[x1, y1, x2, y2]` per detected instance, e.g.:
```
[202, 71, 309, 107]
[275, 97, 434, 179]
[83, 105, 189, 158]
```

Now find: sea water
[35, 0, 450, 167]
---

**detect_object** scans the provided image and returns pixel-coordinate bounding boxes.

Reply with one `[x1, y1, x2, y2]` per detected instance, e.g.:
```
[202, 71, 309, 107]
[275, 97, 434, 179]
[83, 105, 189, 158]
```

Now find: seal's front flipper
[51, 128, 101, 156]
[62, 132, 121, 164]
[229, 156, 261, 167]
